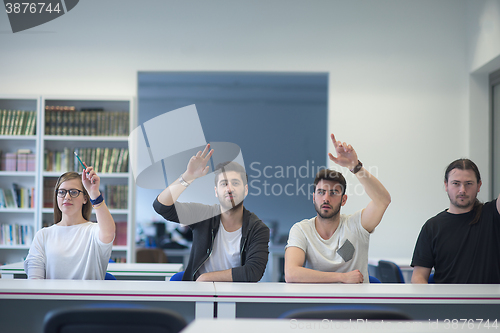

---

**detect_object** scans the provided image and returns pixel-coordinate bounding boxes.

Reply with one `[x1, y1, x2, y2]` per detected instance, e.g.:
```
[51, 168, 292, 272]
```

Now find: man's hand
[183, 143, 214, 183]
[341, 269, 364, 283]
[195, 269, 233, 282]
[156, 143, 214, 206]
[328, 133, 359, 170]
[195, 273, 212, 282]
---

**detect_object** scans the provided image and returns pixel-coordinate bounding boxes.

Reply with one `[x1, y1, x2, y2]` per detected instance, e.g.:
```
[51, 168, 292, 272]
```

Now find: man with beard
[284, 134, 391, 283]
[153, 144, 269, 282]
[411, 159, 500, 284]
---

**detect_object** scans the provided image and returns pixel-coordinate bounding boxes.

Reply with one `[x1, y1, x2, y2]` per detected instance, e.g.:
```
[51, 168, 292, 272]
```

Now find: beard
[219, 193, 244, 212]
[448, 193, 476, 210]
[315, 200, 342, 220]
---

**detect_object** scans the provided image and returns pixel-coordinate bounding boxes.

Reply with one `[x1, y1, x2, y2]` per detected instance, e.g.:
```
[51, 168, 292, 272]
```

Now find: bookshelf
[0, 96, 40, 264]
[40, 97, 136, 263]
[0, 95, 136, 266]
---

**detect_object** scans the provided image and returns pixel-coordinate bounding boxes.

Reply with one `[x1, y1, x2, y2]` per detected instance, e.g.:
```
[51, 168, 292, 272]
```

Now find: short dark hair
[214, 161, 248, 186]
[444, 158, 483, 225]
[53, 172, 92, 224]
[313, 169, 347, 196]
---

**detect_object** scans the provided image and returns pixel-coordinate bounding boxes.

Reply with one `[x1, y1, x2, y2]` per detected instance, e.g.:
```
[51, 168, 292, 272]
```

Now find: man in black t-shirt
[411, 158, 500, 284]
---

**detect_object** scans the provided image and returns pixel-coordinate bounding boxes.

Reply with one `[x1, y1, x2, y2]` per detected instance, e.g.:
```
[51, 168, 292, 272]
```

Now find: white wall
[466, 0, 500, 201]
[0, 0, 477, 262]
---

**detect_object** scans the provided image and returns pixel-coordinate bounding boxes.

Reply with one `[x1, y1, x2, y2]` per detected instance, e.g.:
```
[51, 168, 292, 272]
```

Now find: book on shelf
[113, 221, 127, 246]
[0, 184, 34, 209]
[16, 153, 27, 172]
[0, 149, 35, 172]
[0, 223, 34, 246]
[11, 183, 20, 208]
[4, 152, 17, 171]
[3, 188, 17, 208]
[0, 110, 36, 135]
[0, 189, 5, 208]
[45, 107, 129, 136]
[43, 178, 57, 208]
[108, 148, 119, 173]
[16, 149, 30, 172]
[115, 148, 125, 173]
[104, 184, 128, 209]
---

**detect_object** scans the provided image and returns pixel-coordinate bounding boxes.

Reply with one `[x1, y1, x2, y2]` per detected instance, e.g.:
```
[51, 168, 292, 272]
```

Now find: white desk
[213, 282, 500, 320]
[0, 262, 183, 280]
[181, 318, 500, 333]
[0, 279, 214, 333]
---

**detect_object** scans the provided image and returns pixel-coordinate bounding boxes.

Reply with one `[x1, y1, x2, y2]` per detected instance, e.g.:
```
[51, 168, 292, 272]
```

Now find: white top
[286, 210, 370, 283]
[24, 222, 113, 280]
[198, 222, 241, 275]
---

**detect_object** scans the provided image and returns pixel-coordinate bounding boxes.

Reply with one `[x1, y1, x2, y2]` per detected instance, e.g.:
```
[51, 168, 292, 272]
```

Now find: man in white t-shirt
[285, 134, 391, 283]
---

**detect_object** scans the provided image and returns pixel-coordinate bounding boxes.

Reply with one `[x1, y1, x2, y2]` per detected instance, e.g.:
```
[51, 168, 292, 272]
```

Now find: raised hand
[81, 166, 101, 199]
[183, 144, 214, 183]
[328, 133, 359, 170]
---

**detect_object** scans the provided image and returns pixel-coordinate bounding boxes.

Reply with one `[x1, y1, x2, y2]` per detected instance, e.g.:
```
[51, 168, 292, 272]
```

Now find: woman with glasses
[24, 167, 115, 279]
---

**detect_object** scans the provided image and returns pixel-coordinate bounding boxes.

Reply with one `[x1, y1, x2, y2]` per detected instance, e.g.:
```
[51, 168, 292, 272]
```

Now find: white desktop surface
[0, 262, 183, 280]
[213, 282, 500, 303]
[212, 282, 500, 319]
[181, 318, 499, 333]
[0, 279, 214, 301]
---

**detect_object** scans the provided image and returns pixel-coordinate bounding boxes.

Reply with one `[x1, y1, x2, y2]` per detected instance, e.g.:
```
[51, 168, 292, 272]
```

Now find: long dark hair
[444, 159, 483, 225]
[53, 172, 92, 224]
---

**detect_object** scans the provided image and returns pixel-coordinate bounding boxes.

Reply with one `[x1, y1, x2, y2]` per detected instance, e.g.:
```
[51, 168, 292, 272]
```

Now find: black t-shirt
[411, 199, 500, 283]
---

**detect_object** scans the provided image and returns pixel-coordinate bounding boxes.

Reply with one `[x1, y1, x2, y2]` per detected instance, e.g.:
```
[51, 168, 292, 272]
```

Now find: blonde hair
[53, 172, 92, 224]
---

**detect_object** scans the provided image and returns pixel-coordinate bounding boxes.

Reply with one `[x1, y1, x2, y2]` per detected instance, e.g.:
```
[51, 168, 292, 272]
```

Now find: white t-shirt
[197, 222, 242, 275]
[24, 222, 113, 280]
[286, 210, 371, 283]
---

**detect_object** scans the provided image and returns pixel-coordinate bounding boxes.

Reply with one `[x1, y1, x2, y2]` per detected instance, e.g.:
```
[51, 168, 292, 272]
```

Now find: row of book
[110, 256, 127, 263]
[0, 110, 37, 136]
[0, 149, 36, 172]
[43, 180, 127, 210]
[44, 147, 129, 174]
[113, 221, 127, 246]
[104, 185, 128, 210]
[45, 108, 129, 136]
[0, 185, 35, 209]
[0, 223, 34, 246]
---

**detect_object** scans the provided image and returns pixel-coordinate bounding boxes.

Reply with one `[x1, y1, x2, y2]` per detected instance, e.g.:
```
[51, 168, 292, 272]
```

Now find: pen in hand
[74, 151, 95, 183]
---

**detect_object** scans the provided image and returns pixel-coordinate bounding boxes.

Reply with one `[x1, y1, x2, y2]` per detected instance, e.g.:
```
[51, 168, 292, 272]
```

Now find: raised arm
[328, 134, 391, 233]
[82, 166, 115, 244]
[284, 247, 363, 283]
[157, 143, 214, 206]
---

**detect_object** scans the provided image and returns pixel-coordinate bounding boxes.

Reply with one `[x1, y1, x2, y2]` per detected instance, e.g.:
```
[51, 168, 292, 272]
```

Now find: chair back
[104, 272, 117, 280]
[136, 248, 168, 263]
[280, 305, 412, 320]
[378, 260, 405, 283]
[169, 271, 184, 281]
[369, 275, 381, 283]
[43, 306, 186, 333]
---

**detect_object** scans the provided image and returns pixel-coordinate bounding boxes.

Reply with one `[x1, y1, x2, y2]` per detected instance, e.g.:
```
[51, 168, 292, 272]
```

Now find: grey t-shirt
[286, 210, 370, 283]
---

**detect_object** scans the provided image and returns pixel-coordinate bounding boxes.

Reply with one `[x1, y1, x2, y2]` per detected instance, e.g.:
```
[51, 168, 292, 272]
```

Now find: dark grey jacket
[153, 198, 270, 282]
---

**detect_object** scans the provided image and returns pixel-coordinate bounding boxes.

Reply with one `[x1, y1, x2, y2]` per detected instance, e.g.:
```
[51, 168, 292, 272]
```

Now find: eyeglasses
[56, 189, 84, 198]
